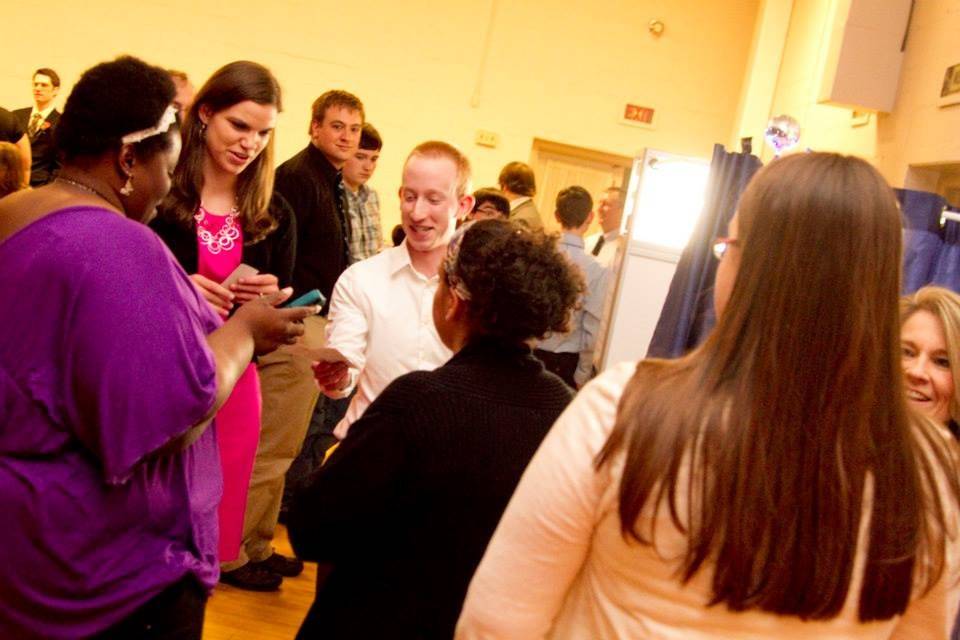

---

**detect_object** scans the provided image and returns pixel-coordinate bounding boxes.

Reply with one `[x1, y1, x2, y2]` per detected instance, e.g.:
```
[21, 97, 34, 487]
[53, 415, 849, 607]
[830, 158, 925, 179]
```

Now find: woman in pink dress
[152, 61, 296, 591]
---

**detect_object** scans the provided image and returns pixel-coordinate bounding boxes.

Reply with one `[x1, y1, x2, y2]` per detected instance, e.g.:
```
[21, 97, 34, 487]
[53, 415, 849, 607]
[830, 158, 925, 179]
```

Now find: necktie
[592, 235, 605, 256]
[28, 113, 42, 137]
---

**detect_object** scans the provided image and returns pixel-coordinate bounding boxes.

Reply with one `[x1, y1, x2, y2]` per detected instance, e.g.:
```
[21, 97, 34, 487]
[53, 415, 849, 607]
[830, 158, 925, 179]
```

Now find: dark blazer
[275, 144, 351, 310]
[287, 337, 574, 640]
[149, 192, 297, 288]
[13, 107, 60, 186]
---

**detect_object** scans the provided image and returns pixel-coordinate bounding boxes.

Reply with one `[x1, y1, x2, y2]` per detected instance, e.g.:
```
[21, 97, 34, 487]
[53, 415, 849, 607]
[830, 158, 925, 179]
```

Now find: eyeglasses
[473, 203, 505, 217]
[712, 236, 739, 260]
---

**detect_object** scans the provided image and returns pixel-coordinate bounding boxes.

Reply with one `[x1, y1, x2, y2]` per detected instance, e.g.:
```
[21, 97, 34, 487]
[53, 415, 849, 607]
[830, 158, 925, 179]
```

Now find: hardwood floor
[203, 526, 315, 640]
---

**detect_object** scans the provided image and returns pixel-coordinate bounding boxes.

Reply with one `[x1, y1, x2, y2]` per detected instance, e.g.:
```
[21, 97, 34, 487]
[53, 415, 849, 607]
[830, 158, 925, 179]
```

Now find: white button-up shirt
[29, 104, 57, 122]
[584, 229, 622, 268]
[325, 243, 452, 439]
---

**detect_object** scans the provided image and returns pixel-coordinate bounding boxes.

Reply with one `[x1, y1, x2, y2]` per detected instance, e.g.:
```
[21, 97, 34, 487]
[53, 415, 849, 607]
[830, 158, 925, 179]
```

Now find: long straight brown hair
[597, 152, 959, 621]
[163, 60, 281, 244]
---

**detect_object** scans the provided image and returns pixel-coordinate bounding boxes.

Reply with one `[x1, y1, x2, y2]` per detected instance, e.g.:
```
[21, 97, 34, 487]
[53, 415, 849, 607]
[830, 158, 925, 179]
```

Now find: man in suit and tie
[585, 185, 625, 267]
[498, 161, 543, 231]
[14, 68, 61, 187]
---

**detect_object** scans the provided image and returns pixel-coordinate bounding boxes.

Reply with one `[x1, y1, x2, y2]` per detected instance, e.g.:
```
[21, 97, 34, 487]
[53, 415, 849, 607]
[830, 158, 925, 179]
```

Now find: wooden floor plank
[203, 525, 314, 640]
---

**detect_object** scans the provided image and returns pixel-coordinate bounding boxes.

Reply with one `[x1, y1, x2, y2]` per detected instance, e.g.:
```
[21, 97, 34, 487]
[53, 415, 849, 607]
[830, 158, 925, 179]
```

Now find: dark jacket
[275, 144, 351, 310]
[13, 107, 60, 186]
[149, 192, 297, 288]
[287, 337, 574, 640]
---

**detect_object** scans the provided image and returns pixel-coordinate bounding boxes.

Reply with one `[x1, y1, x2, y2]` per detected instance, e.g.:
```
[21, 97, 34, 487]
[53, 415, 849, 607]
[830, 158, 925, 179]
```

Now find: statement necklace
[194, 203, 240, 254]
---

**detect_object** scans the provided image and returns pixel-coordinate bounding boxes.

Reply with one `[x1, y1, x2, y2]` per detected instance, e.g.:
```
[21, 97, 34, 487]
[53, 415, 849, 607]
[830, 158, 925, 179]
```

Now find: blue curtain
[646, 144, 762, 358]
[897, 188, 949, 294]
[896, 187, 960, 294]
[935, 219, 960, 291]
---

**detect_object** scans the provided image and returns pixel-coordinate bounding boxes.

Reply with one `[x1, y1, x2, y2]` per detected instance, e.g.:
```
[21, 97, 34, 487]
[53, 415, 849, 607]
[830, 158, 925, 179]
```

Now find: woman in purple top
[151, 61, 295, 589]
[0, 57, 316, 640]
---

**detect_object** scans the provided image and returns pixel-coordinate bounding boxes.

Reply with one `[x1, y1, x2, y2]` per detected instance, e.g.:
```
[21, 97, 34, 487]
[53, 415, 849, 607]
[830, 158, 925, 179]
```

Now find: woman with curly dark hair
[287, 218, 583, 639]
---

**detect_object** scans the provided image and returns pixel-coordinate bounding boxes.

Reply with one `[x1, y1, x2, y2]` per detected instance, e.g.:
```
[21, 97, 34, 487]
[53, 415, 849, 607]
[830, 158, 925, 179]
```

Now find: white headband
[121, 105, 177, 144]
[442, 222, 474, 301]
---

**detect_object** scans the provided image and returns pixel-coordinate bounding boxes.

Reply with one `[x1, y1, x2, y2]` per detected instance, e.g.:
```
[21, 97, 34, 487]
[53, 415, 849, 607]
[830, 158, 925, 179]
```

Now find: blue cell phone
[283, 289, 326, 308]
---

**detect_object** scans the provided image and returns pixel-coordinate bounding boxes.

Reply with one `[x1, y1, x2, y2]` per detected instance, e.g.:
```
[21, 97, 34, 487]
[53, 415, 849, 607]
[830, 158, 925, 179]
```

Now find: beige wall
[733, 0, 960, 189]
[2, 0, 758, 232]
[876, 0, 960, 187]
[760, 0, 877, 163]
[729, 0, 793, 153]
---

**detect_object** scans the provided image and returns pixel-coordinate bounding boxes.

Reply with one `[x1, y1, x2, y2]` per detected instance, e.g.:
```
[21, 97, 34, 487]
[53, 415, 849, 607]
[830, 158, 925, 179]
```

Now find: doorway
[529, 139, 632, 234]
[905, 162, 960, 207]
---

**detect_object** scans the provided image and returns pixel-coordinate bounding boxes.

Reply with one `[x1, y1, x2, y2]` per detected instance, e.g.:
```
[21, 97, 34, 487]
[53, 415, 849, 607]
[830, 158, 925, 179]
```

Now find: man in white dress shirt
[313, 141, 475, 439]
[585, 185, 625, 268]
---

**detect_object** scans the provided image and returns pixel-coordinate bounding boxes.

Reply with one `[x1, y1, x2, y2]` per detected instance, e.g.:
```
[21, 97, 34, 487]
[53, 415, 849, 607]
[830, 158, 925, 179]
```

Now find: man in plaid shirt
[342, 123, 384, 262]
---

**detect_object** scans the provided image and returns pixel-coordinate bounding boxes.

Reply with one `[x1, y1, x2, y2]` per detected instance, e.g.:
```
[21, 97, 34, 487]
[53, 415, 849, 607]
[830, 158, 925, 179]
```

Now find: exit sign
[622, 103, 655, 128]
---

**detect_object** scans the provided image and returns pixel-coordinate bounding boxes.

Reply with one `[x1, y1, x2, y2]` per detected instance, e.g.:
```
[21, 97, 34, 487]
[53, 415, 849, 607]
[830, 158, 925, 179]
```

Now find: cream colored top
[456, 362, 960, 640]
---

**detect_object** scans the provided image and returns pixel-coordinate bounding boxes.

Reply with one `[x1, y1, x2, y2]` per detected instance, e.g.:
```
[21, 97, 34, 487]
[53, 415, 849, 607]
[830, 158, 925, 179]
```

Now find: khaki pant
[221, 315, 326, 570]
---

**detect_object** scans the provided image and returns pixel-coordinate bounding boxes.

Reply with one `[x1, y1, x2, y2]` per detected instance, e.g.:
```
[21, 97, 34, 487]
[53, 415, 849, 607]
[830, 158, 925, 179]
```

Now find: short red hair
[406, 141, 472, 197]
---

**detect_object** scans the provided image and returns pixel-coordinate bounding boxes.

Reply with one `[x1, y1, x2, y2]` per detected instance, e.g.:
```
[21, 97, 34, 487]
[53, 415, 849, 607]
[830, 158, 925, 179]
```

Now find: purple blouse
[0, 207, 222, 639]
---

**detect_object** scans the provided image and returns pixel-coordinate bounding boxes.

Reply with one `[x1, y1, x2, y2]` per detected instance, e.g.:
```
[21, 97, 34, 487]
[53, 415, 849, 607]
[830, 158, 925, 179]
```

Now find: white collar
[560, 232, 585, 248]
[387, 242, 438, 282]
[510, 196, 531, 211]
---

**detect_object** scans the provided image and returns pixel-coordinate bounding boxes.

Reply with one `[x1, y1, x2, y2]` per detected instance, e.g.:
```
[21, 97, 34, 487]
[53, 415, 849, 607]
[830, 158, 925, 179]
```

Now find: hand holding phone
[283, 289, 326, 309]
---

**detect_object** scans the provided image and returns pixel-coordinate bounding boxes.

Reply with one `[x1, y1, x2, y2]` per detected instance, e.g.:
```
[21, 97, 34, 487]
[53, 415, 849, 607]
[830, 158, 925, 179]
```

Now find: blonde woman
[901, 285, 960, 640]
[901, 286, 960, 436]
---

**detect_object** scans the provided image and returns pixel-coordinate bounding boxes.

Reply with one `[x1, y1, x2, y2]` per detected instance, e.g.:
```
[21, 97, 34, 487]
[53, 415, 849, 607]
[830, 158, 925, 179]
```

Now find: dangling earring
[120, 174, 134, 196]
[199, 121, 207, 138]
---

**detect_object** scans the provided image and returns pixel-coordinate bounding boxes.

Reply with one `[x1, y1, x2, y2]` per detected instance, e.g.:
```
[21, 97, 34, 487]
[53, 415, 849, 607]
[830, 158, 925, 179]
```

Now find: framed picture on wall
[939, 63, 960, 108]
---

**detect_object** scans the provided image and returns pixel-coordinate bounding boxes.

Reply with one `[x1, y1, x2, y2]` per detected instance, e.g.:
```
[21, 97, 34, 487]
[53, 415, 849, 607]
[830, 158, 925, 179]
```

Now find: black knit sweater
[288, 336, 574, 639]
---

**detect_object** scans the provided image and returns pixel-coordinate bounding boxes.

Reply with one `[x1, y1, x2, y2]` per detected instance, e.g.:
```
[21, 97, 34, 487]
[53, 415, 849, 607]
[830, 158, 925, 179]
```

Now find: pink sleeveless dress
[195, 205, 261, 563]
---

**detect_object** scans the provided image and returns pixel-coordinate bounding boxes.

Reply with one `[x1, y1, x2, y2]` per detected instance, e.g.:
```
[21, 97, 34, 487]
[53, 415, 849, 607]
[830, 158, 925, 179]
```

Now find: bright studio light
[630, 159, 710, 250]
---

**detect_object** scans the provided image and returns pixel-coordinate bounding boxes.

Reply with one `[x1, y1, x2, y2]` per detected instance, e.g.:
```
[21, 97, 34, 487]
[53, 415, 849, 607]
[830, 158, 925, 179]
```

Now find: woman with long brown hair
[457, 153, 960, 638]
[151, 60, 297, 591]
